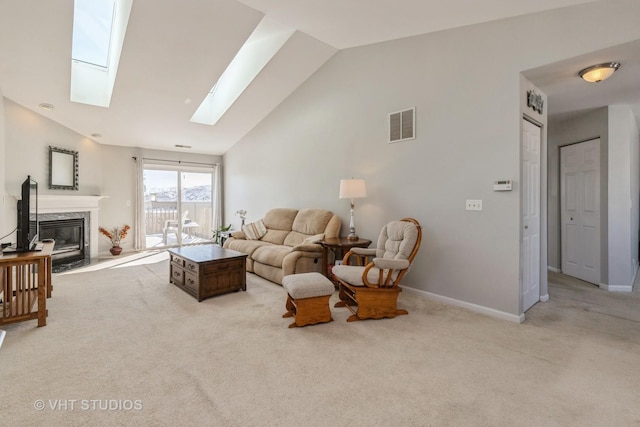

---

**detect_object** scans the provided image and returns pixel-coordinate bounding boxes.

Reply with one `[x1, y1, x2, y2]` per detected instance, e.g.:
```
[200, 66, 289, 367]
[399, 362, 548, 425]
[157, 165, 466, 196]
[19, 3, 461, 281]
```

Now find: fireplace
[35, 195, 106, 265]
[37, 210, 91, 272]
[39, 218, 87, 271]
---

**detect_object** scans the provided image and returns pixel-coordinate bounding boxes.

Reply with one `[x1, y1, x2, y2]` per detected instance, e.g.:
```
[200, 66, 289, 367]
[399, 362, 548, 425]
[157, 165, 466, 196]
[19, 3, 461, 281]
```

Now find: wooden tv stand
[0, 242, 54, 327]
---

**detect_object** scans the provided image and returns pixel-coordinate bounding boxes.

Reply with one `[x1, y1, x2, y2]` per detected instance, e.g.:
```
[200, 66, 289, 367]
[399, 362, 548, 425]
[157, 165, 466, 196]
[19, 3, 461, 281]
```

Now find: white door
[522, 119, 541, 312]
[561, 139, 600, 284]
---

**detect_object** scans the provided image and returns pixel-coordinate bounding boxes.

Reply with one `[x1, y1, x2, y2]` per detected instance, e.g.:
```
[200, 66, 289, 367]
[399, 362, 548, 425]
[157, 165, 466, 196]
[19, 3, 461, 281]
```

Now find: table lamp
[339, 179, 367, 240]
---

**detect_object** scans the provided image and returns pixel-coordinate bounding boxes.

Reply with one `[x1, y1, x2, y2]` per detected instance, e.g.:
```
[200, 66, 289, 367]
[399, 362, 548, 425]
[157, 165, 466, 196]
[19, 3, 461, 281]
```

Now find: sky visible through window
[72, 0, 115, 68]
[144, 170, 212, 202]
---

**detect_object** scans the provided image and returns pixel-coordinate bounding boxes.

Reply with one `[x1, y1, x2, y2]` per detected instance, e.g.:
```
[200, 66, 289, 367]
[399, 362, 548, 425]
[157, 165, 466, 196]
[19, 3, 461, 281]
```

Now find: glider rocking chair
[331, 217, 422, 322]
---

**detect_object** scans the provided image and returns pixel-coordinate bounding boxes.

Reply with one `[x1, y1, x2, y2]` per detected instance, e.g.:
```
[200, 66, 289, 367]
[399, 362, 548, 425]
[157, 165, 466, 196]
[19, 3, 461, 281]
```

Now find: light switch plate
[466, 200, 482, 211]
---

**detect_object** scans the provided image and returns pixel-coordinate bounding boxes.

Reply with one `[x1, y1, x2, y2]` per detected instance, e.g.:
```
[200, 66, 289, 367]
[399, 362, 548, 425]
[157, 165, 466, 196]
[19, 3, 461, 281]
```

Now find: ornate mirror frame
[49, 146, 79, 190]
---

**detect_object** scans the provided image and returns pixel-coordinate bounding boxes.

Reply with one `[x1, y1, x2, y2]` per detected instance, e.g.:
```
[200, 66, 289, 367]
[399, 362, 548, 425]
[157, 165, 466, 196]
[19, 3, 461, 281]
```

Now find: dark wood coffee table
[168, 244, 247, 301]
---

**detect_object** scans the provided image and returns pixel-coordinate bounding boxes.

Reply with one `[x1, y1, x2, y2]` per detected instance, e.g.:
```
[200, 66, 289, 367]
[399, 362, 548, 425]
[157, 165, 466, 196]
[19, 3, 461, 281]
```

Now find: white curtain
[134, 157, 146, 250]
[212, 163, 222, 237]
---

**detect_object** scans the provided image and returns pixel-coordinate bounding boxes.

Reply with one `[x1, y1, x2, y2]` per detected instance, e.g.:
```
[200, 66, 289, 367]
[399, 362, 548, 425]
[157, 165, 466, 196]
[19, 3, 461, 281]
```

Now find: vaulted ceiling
[2, 0, 636, 155]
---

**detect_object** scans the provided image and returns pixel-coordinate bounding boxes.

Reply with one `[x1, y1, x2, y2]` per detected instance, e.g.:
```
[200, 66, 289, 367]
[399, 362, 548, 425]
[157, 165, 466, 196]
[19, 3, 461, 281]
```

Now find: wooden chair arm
[351, 247, 376, 256]
[341, 249, 374, 266]
[361, 258, 411, 288]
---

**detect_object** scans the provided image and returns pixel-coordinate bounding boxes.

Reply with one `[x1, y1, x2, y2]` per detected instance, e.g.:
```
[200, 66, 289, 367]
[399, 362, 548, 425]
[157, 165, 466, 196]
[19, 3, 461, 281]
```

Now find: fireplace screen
[39, 218, 86, 266]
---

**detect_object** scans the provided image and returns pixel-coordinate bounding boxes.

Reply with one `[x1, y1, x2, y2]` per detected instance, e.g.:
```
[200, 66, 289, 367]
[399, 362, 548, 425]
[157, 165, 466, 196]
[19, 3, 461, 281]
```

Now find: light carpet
[1, 252, 639, 426]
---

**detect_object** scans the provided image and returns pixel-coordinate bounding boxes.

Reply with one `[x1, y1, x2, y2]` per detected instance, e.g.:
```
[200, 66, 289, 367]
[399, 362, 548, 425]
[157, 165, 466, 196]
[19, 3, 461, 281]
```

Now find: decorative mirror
[49, 146, 79, 190]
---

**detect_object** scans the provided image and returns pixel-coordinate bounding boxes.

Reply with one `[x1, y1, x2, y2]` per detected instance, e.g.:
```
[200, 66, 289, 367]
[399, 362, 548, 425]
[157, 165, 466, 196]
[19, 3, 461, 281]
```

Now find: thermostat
[493, 180, 512, 191]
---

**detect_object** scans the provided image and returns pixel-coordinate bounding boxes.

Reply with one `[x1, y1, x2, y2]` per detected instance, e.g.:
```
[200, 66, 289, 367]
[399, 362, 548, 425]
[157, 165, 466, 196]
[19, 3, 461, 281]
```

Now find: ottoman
[282, 272, 335, 328]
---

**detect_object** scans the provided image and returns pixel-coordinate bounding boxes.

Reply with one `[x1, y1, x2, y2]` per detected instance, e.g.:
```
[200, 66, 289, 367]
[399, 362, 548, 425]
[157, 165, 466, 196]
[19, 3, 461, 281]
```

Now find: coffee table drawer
[170, 254, 184, 268]
[184, 260, 199, 273]
[204, 258, 243, 275]
[170, 266, 184, 286]
[184, 271, 199, 293]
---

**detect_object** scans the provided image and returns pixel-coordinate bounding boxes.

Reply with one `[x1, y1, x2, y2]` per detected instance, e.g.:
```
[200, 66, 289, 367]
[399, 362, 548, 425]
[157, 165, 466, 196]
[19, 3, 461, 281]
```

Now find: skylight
[191, 17, 295, 126]
[72, 0, 115, 68]
[70, 0, 132, 108]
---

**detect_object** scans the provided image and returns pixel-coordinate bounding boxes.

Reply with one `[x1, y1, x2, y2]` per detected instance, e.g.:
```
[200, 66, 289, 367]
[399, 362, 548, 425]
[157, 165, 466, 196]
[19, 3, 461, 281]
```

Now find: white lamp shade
[339, 179, 367, 199]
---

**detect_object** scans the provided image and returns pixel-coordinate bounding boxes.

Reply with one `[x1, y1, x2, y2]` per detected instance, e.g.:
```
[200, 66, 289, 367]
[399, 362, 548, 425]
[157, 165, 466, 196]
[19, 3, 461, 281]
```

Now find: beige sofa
[223, 208, 341, 285]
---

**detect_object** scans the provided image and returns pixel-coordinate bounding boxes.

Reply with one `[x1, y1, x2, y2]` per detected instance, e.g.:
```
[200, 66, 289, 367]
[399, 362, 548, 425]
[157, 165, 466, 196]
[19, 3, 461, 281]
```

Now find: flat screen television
[15, 176, 39, 252]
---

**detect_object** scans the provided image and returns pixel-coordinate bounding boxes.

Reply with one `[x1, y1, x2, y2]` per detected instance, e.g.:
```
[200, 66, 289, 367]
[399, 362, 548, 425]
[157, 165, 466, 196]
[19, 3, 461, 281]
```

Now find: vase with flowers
[235, 209, 247, 226]
[99, 225, 131, 256]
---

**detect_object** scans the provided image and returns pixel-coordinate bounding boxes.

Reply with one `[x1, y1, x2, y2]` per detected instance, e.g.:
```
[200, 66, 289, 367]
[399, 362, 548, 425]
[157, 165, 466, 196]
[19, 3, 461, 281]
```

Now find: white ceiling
[523, 39, 640, 126]
[3, 0, 636, 156]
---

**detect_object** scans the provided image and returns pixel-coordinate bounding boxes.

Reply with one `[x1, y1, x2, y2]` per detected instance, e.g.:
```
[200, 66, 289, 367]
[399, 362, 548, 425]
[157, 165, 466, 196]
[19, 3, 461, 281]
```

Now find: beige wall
[608, 105, 640, 289]
[223, 0, 640, 319]
[2, 99, 221, 255]
[4, 99, 103, 197]
[0, 87, 7, 242]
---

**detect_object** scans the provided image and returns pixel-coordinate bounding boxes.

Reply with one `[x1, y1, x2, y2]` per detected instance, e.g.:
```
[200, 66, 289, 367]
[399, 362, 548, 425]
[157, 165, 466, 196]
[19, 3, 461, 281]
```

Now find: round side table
[316, 237, 372, 277]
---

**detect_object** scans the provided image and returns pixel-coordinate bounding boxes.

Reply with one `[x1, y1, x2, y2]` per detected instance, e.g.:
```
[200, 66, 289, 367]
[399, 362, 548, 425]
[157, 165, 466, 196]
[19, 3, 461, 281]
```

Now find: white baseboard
[599, 283, 633, 292]
[401, 285, 524, 323]
[547, 266, 561, 273]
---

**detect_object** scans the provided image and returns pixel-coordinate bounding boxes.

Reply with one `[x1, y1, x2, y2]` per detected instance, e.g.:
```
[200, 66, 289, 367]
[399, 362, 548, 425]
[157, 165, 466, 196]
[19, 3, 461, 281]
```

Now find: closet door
[561, 139, 601, 284]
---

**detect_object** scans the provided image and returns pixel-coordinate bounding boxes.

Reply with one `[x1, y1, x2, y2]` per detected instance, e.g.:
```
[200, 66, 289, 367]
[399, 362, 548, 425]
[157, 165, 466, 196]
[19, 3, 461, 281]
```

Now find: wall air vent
[389, 107, 415, 143]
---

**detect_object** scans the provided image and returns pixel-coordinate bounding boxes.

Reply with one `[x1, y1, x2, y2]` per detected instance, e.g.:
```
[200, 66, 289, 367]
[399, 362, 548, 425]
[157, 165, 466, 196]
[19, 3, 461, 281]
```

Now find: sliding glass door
[180, 171, 213, 245]
[142, 165, 214, 248]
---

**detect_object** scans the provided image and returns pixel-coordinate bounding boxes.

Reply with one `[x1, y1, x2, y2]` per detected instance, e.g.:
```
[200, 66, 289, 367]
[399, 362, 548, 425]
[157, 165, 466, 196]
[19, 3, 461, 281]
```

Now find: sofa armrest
[222, 233, 246, 249]
[230, 230, 246, 239]
[290, 243, 323, 252]
[282, 249, 323, 276]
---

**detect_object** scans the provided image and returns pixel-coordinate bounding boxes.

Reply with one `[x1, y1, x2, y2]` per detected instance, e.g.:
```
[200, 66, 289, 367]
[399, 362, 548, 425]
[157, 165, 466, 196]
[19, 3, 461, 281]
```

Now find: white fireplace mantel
[37, 195, 108, 211]
[37, 195, 108, 259]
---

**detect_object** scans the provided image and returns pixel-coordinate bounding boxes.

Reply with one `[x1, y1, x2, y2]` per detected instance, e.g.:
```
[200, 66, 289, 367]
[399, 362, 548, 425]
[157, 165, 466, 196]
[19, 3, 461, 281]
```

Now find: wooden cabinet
[0, 242, 54, 327]
[169, 245, 247, 302]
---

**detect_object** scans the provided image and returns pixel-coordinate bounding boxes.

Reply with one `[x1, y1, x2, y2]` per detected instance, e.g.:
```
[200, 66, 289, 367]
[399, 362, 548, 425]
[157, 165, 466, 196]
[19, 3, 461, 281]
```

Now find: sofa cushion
[283, 209, 333, 247]
[242, 219, 267, 240]
[332, 265, 383, 287]
[252, 245, 292, 268]
[263, 208, 298, 230]
[224, 238, 270, 257]
[292, 209, 333, 235]
[261, 208, 298, 245]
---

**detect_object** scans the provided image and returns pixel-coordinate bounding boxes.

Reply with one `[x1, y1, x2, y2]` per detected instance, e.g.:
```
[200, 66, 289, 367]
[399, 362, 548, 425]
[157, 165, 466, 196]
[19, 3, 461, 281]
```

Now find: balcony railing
[144, 201, 212, 241]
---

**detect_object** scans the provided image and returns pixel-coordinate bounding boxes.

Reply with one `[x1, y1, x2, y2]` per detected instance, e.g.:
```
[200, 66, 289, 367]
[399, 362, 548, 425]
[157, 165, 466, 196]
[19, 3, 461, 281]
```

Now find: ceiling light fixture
[39, 103, 55, 111]
[578, 62, 620, 83]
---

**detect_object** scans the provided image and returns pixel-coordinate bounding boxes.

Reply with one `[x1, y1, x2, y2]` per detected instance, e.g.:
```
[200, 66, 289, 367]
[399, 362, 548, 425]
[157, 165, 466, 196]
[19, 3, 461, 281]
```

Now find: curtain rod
[131, 156, 217, 167]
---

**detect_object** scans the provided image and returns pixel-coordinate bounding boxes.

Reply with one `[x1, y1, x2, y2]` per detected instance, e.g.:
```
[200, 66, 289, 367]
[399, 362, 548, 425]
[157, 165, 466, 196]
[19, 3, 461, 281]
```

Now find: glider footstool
[282, 272, 334, 328]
